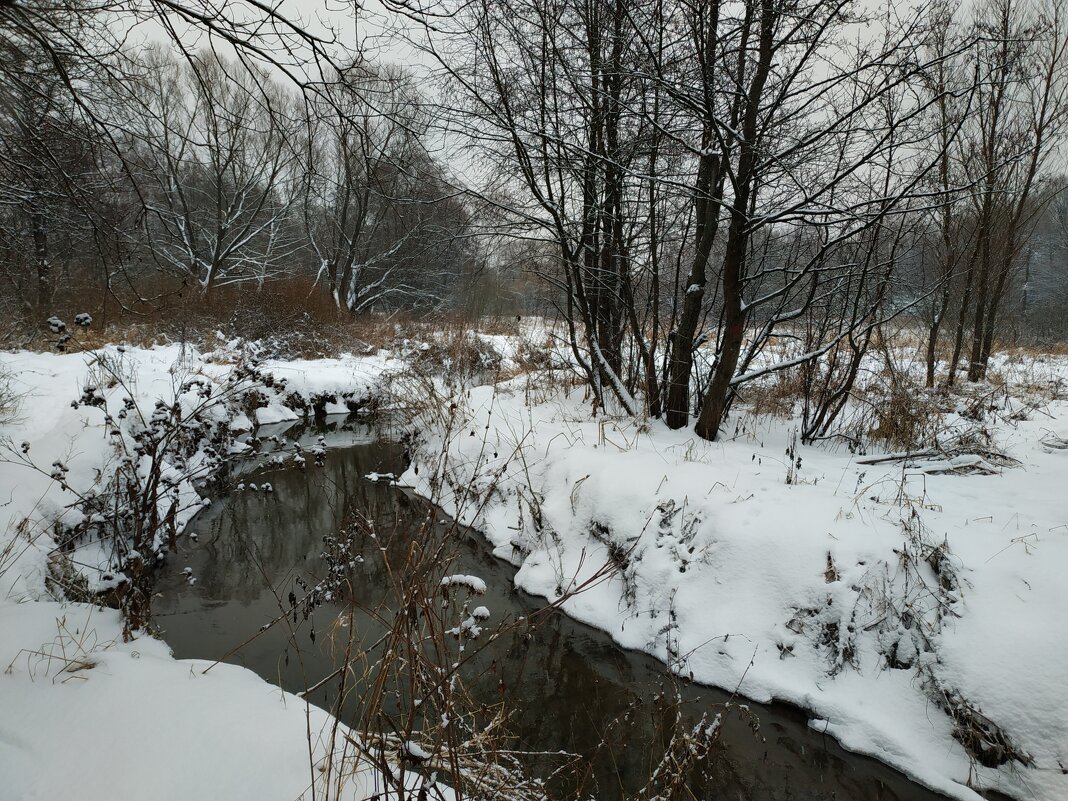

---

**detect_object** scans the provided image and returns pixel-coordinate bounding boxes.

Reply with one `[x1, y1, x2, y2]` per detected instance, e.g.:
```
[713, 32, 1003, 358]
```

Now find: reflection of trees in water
[189, 444, 406, 603]
[343, 492, 438, 606]
[340, 522, 921, 800]
[474, 607, 919, 800]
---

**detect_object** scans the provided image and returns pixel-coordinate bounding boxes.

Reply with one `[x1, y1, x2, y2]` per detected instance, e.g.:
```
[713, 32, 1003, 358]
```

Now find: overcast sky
[126, 0, 436, 80]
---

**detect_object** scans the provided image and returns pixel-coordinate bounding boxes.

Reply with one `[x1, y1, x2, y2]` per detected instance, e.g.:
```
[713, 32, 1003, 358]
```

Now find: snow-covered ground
[0, 600, 380, 800]
[3, 331, 1066, 801]
[401, 356, 1068, 801]
[0, 343, 406, 801]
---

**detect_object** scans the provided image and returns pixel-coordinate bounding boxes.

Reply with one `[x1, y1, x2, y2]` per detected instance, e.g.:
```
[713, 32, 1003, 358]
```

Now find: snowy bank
[0, 344, 405, 800]
[402, 367, 1068, 801]
[0, 344, 403, 595]
[0, 601, 381, 800]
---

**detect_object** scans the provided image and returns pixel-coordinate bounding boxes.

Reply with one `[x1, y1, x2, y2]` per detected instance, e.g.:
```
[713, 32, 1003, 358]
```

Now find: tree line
[420, 0, 1068, 438]
[1, 2, 479, 319]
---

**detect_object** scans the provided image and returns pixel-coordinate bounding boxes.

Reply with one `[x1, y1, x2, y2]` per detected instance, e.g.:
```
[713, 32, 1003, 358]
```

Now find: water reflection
[154, 419, 953, 801]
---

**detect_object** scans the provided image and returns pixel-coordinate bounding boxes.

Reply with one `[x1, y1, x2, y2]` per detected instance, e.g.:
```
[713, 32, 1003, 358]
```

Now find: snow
[366, 471, 398, 483]
[255, 403, 299, 425]
[402, 740, 433, 761]
[402, 362, 1068, 801]
[0, 601, 381, 801]
[440, 574, 488, 595]
[259, 353, 405, 403]
[3, 334, 1066, 801]
[0, 343, 406, 801]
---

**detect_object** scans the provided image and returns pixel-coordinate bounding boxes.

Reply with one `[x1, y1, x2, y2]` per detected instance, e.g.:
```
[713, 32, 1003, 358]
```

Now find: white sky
[122, 0, 435, 81]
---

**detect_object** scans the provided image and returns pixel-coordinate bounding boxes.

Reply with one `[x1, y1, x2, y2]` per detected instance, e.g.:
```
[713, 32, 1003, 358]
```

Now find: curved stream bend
[155, 419, 967, 801]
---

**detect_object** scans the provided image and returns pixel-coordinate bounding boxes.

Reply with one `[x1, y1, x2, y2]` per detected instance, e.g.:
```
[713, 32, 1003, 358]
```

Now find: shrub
[0, 363, 20, 426]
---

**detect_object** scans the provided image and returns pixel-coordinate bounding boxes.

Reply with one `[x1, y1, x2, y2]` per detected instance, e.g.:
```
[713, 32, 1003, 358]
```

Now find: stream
[154, 418, 958, 801]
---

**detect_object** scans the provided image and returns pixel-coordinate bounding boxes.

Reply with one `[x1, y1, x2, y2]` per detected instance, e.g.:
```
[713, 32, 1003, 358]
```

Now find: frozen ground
[401, 354, 1068, 801]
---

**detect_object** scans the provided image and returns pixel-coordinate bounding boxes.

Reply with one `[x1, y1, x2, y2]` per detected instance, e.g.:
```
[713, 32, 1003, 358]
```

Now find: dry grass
[0, 363, 20, 425]
[861, 382, 946, 451]
[995, 339, 1068, 358]
[747, 367, 807, 418]
[6, 274, 534, 363]
[995, 339, 1068, 363]
[728, 323, 1068, 452]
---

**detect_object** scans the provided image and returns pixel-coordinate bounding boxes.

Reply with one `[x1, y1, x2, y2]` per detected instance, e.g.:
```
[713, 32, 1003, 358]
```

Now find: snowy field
[2, 334, 1066, 801]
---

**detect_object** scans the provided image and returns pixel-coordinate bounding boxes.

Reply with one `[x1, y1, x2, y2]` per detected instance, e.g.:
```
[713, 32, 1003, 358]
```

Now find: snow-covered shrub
[24, 352, 261, 636]
[43, 311, 96, 352]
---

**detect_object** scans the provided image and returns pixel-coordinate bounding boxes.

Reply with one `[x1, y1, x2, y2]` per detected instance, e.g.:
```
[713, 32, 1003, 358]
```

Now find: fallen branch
[855, 449, 938, 465]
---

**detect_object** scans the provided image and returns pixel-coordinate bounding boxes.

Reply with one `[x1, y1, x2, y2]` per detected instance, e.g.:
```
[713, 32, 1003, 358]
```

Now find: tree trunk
[663, 0, 722, 429]
[925, 310, 943, 388]
[693, 0, 775, 441]
[965, 245, 991, 382]
[946, 240, 982, 388]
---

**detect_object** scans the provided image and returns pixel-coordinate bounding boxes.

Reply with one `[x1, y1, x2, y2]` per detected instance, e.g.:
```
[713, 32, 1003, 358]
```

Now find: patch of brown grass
[10, 274, 534, 363]
[863, 383, 944, 451]
[748, 367, 808, 418]
[998, 341, 1068, 359]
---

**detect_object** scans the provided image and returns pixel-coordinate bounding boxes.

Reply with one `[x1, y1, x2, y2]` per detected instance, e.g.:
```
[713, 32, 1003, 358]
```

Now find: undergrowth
[0, 363, 19, 426]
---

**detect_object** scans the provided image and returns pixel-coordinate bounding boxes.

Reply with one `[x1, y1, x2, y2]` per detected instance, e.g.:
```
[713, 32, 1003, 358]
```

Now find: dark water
[154, 419, 955, 801]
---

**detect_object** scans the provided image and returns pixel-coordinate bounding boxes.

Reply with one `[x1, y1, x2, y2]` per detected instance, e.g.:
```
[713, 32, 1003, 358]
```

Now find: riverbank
[152, 424, 963, 801]
[401, 357, 1068, 801]
[3, 335, 1065, 800]
[0, 343, 407, 800]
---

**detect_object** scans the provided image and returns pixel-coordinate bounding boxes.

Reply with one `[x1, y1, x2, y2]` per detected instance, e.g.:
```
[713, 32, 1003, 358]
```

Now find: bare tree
[418, 0, 983, 435]
[950, 0, 1068, 383]
[649, 0, 969, 439]
[0, 0, 121, 310]
[123, 51, 301, 295]
[910, 3, 978, 388]
[0, 0, 389, 313]
[422, 0, 687, 414]
[300, 65, 440, 313]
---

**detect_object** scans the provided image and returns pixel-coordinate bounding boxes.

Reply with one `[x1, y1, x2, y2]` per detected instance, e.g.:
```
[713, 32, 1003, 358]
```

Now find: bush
[0, 363, 20, 426]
